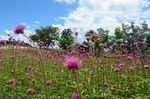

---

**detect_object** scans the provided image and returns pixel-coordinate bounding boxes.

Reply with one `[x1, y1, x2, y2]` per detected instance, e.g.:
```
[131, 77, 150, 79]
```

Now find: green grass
[0, 48, 149, 99]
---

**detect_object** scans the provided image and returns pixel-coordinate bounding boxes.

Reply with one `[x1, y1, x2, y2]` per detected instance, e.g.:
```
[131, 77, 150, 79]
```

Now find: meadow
[0, 45, 149, 99]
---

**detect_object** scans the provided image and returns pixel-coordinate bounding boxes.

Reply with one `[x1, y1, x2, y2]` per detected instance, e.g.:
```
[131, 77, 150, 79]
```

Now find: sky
[1, 0, 150, 42]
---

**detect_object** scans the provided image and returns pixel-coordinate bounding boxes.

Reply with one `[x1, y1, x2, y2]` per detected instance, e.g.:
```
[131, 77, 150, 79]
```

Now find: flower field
[0, 46, 149, 99]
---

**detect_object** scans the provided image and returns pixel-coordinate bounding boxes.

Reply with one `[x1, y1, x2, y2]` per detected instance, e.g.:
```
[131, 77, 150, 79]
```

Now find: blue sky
[1, 0, 150, 42]
[0, 0, 78, 36]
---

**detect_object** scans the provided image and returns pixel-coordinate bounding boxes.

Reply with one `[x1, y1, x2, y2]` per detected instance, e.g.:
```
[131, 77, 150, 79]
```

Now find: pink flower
[0, 40, 6, 44]
[14, 25, 25, 34]
[17, 96, 21, 99]
[99, 43, 106, 47]
[39, 41, 44, 45]
[119, 64, 124, 68]
[144, 65, 150, 69]
[45, 80, 52, 85]
[75, 32, 78, 36]
[103, 82, 109, 86]
[114, 68, 120, 72]
[37, 94, 44, 98]
[64, 58, 81, 69]
[89, 29, 94, 33]
[86, 36, 92, 40]
[128, 66, 134, 71]
[72, 93, 81, 99]
[27, 88, 34, 93]
[9, 79, 15, 83]
[111, 84, 117, 88]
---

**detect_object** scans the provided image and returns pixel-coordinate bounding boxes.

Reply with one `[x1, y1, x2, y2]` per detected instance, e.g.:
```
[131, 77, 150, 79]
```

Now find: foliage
[30, 26, 59, 47]
[59, 29, 75, 50]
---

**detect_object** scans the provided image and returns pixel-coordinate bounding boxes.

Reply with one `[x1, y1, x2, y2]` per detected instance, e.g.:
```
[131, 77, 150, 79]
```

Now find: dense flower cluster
[64, 57, 81, 69]
[13, 25, 25, 34]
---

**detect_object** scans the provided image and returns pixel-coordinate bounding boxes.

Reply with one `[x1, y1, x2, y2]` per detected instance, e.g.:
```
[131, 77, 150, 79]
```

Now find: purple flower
[0, 40, 6, 44]
[103, 82, 109, 86]
[13, 25, 25, 34]
[86, 36, 92, 40]
[99, 43, 106, 47]
[144, 65, 150, 69]
[45, 80, 52, 85]
[114, 68, 120, 72]
[17, 96, 21, 99]
[111, 84, 117, 88]
[72, 93, 81, 99]
[89, 29, 94, 33]
[64, 58, 81, 69]
[27, 88, 34, 93]
[9, 79, 15, 83]
[75, 32, 78, 36]
[37, 94, 44, 98]
[128, 66, 134, 71]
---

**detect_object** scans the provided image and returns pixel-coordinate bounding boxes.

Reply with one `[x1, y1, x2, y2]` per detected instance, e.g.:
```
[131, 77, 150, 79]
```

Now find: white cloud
[21, 23, 31, 28]
[54, 0, 77, 4]
[4, 30, 14, 35]
[35, 21, 40, 24]
[0, 36, 9, 40]
[53, 0, 150, 42]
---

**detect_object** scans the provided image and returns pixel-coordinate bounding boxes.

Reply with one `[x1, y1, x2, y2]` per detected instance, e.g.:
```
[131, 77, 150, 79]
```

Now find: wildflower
[114, 68, 120, 72]
[45, 80, 52, 85]
[27, 88, 34, 93]
[89, 29, 94, 33]
[13, 25, 25, 34]
[39, 41, 44, 45]
[119, 64, 124, 68]
[128, 66, 134, 71]
[99, 43, 106, 47]
[86, 36, 92, 40]
[88, 72, 94, 76]
[72, 93, 81, 99]
[37, 94, 44, 98]
[64, 58, 81, 69]
[111, 84, 117, 88]
[75, 32, 78, 36]
[17, 96, 21, 99]
[144, 65, 150, 69]
[103, 82, 109, 86]
[9, 79, 15, 83]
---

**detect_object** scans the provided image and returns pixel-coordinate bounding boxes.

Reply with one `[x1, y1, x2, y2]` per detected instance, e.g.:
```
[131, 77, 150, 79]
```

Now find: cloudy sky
[1, 0, 150, 42]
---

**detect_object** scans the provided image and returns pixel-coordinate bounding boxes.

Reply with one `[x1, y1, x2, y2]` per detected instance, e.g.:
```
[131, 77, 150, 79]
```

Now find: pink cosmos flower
[64, 58, 81, 69]
[14, 25, 25, 34]
[72, 93, 81, 99]
[27, 88, 34, 93]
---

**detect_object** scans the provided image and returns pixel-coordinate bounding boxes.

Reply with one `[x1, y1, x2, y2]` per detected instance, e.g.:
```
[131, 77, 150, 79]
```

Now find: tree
[121, 21, 150, 53]
[30, 26, 59, 47]
[59, 29, 74, 50]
